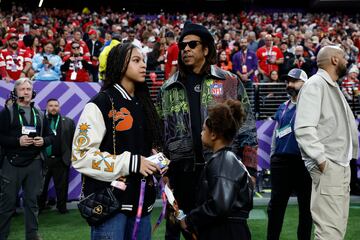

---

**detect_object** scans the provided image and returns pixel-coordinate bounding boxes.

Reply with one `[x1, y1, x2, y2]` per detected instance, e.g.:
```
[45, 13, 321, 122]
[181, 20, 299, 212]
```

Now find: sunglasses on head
[179, 40, 201, 50]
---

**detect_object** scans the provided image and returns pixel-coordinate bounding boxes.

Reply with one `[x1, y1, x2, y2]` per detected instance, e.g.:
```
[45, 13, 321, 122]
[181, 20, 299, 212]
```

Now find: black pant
[38, 156, 69, 211]
[0, 158, 43, 240]
[165, 165, 202, 240]
[267, 154, 312, 240]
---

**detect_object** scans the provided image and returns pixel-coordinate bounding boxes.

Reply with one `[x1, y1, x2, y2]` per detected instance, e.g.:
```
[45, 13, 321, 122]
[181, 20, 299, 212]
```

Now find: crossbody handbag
[77, 94, 120, 226]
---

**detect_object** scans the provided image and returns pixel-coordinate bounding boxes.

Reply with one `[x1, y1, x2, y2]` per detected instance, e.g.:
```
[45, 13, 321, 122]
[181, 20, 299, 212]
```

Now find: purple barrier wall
[0, 81, 359, 200]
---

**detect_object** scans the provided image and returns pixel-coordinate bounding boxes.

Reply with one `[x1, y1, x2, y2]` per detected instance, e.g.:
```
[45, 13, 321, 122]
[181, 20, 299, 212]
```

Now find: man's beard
[10, 43, 18, 50]
[337, 64, 347, 79]
[286, 87, 299, 97]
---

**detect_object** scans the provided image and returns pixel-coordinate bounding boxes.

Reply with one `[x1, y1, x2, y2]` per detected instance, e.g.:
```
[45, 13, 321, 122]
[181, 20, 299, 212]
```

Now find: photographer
[291, 45, 312, 77]
[61, 42, 92, 82]
[0, 78, 54, 240]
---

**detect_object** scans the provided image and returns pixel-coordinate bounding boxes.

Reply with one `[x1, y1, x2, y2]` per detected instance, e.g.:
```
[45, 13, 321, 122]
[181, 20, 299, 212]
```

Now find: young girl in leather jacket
[178, 99, 254, 240]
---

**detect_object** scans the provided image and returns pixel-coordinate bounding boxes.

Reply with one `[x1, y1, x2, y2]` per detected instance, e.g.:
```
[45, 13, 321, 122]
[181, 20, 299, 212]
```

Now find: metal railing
[145, 71, 360, 120]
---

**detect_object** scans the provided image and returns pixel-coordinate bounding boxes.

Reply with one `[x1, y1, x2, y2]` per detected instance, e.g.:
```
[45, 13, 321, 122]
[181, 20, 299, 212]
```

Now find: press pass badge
[147, 153, 169, 169]
[70, 71, 77, 80]
[276, 124, 292, 138]
[242, 65, 248, 74]
[22, 126, 36, 135]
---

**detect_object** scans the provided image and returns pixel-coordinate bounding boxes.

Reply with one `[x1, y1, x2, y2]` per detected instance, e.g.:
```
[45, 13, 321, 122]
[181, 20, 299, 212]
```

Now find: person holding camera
[291, 45, 312, 77]
[0, 78, 55, 240]
[61, 42, 92, 82]
[256, 34, 284, 82]
[32, 42, 63, 81]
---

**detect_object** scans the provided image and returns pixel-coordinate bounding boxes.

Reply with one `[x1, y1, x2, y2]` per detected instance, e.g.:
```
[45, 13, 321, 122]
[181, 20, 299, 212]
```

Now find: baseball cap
[287, 68, 308, 82]
[88, 29, 97, 35]
[348, 65, 359, 75]
[6, 33, 18, 41]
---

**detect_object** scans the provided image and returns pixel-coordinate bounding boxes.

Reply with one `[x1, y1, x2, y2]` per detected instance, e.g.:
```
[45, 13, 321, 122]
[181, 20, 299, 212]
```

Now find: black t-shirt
[183, 72, 204, 163]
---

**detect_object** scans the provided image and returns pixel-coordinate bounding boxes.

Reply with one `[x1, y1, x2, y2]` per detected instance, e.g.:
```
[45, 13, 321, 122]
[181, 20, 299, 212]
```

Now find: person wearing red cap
[86, 29, 103, 82]
[0, 33, 32, 82]
[64, 29, 90, 58]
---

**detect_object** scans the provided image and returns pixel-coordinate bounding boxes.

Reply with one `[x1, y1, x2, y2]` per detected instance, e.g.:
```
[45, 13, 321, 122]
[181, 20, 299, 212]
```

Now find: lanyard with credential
[18, 107, 37, 127]
[51, 115, 60, 135]
[278, 100, 296, 127]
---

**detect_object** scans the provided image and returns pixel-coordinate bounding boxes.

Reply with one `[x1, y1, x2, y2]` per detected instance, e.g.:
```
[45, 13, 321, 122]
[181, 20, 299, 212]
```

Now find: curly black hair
[102, 43, 163, 150]
[205, 99, 245, 143]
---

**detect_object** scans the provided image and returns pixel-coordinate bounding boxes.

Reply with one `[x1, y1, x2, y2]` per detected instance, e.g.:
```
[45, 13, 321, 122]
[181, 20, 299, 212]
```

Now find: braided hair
[102, 43, 163, 150]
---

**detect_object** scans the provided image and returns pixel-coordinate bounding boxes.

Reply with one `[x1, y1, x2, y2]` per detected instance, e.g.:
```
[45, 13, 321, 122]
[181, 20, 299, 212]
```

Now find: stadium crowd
[0, 5, 360, 96]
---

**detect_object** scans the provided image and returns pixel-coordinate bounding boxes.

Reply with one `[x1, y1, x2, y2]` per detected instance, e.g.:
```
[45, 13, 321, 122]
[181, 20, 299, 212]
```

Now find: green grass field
[7, 205, 360, 240]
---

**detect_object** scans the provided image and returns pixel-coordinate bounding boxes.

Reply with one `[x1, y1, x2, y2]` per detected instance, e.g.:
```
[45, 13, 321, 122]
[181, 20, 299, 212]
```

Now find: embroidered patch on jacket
[210, 83, 223, 96]
[73, 123, 91, 158]
[108, 107, 134, 131]
[92, 151, 115, 172]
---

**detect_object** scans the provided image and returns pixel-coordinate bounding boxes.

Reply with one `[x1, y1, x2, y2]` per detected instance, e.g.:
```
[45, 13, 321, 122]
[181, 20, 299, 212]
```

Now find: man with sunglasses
[61, 42, 92, 82]
[158, 22, 258, 240]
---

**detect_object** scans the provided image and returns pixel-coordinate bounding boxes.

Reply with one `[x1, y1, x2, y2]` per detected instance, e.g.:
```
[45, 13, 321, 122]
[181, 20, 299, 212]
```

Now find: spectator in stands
[55, 38, 66, 58]
[291, 45, 312, 77]
[341, 64, 359, 101]
[86, 29, 102, 82]
[61, 41, 92, 82]
[279, 41, 295, 76]
[32, 42, 62, 81]
[147, 42, 165, 71]
[247, 31, 259, 53]
[142, 35, 157, 58]
[98, 33, 121, 81]
[256, 34, 284, 82]
[159, 22, 257, 240]
[0, 33, 32, 82]
[217, 50, 232, 71]
[295, 46, 359, 240]
[164, 31, 179, 80]
[232, 37, 258, 88]
[123, 28, 142, 49]
[64, 29, 90, 57]
[267, 68, 312, 240]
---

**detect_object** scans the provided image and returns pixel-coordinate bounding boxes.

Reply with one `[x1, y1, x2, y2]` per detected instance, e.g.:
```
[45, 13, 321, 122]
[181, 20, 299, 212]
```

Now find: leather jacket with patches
[158, 65, 258, 175]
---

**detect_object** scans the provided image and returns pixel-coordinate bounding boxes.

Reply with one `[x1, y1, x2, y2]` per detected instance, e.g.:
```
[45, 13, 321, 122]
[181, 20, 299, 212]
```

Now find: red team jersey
[0, 48, 32, 80]
[256, 46, 284, 76]
[164, 42, 179, 80]
[62, 55, 91, 82]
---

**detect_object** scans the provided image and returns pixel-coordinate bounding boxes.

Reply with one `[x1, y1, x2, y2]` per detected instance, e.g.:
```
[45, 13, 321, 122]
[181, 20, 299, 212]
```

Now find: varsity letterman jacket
[72, 83, 156, 216]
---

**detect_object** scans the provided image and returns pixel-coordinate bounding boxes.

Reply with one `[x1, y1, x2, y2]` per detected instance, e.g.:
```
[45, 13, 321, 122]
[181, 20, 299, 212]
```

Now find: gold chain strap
[80, 93, 117, 199]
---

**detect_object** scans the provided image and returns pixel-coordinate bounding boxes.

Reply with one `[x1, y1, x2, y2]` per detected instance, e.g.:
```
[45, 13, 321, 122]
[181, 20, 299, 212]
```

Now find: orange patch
[108, 107, 134, 131]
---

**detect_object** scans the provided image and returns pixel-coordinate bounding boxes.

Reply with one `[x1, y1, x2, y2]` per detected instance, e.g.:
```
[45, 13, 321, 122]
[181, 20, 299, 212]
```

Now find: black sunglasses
[179, 40, 201, 50]
[72, 46, 80, 50]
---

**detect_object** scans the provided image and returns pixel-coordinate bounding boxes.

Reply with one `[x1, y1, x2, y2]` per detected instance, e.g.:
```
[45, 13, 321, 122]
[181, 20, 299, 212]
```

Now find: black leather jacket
[186, 147, 253, 232]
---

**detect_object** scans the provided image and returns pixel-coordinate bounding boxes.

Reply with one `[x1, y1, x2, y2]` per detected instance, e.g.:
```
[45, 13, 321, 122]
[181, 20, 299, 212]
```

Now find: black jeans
[38, 156, 69, 211]
[267, 154, 312, 240]
[165, 164, 203, 240]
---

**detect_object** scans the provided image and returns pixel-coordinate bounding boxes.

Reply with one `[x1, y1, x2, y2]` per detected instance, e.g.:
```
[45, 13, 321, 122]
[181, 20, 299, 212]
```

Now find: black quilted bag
[77, 187, 119, 226]
[77, 94, 120, 226]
